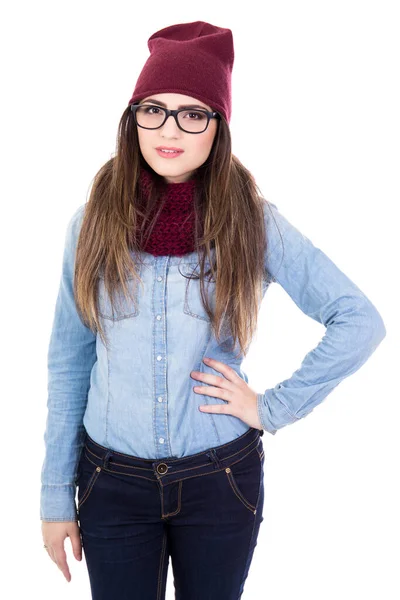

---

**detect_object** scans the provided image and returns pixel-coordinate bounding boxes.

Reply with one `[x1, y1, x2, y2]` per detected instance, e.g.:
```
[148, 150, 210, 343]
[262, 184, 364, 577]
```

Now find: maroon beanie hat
[128, 21, 234, 124]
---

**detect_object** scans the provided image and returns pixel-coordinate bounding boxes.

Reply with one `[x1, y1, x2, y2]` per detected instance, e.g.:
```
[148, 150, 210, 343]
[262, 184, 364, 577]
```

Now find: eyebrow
[139, 98, 209, 110]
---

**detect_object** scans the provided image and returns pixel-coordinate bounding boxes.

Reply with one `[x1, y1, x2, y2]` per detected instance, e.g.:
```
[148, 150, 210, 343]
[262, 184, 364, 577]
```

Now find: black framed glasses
[130, 103, 221, 134]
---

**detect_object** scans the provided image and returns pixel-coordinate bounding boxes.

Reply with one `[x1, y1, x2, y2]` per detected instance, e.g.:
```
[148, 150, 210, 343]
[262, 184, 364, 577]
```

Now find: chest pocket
[181, 261, 216, 322]
[98, 264, 142, 321]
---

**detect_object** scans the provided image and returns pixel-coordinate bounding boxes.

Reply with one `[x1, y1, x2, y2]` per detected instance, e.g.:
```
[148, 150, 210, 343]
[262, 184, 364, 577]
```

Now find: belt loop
[209, 448, 222, 470]
[102, 449, 113, 469]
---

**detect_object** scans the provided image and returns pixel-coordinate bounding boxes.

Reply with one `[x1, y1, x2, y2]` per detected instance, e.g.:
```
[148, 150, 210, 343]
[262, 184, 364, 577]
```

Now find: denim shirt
[40, 200, 386, 521]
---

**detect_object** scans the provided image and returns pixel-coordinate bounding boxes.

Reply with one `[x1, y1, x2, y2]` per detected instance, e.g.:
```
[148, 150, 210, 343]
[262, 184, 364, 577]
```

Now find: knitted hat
[128, 21, 234, 124]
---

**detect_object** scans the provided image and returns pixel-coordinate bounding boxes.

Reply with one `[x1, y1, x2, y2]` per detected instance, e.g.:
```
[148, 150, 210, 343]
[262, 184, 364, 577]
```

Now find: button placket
[154, 258, 170, 456]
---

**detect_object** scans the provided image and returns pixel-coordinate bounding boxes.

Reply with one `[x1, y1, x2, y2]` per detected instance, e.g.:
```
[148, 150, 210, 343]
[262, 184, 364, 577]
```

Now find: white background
[2, 1, 398, 598]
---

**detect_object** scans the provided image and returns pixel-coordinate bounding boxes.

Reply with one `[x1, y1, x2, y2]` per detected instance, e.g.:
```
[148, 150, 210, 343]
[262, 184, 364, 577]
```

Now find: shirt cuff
[40, 484, 78, 522]
[257, 390, 302, 435]
[257, 392, 278, 435]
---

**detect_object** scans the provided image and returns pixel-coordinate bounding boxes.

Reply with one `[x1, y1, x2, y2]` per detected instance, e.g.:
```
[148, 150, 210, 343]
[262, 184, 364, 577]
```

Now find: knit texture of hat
[128, 21, 234, 124]
[134, 166, 198, 256]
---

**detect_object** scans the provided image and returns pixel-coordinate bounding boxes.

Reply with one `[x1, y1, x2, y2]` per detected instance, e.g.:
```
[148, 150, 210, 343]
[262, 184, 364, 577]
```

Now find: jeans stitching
[255, 443, 265, 462]
[85, 446, 154, 471]
[78, 466, 101, 510]
[84, 433, 259, 475]
[225, 447, 262, 513]
[225, 470, 257, 512]
[237, 455, 264, 598]
[162, 480, 183, 518]
[157, 529, 168, 600]
[84, 445, 260, 486]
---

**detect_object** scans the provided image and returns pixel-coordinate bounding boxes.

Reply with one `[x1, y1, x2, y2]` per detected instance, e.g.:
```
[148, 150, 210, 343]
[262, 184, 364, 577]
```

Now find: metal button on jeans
[156, 463, 168, 474]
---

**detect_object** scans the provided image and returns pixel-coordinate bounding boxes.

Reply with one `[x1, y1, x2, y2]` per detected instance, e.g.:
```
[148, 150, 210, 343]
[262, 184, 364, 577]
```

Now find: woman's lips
[155, 148, 184, 159]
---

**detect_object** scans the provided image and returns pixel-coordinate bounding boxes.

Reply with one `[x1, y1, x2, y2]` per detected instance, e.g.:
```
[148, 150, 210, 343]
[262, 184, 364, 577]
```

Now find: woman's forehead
[140, 92, 211, 111]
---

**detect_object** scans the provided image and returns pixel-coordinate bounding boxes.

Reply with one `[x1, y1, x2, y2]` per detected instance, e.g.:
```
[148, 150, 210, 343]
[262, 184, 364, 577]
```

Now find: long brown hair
[74, 106, 280, 358]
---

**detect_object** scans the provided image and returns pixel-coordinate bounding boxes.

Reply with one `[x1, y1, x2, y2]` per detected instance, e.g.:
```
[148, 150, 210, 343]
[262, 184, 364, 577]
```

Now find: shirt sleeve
[256, 200, 386, 435]
[40, 204, 97, 521]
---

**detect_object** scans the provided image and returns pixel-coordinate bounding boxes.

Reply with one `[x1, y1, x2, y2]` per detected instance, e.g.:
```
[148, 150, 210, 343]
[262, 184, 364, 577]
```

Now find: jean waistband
[82, 427, 264, 486]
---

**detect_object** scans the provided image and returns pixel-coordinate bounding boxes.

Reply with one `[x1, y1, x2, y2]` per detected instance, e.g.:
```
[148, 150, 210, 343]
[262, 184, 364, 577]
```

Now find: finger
[53, 542, 71, 582]
[68, 527, 83, 562]
[192, 372, 236, 392]
[46, 545, 57, 565]
[194, 385, 232, 402]
[199, 402, 229, 413]
[203, 357, 244, 384]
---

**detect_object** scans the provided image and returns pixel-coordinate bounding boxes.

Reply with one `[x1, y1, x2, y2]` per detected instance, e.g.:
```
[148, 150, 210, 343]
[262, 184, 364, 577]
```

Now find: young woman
[40, 21, 386, 600]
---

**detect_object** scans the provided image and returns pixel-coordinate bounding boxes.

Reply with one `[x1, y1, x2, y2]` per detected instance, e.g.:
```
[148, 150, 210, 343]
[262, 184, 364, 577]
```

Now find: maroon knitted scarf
[135, 166, 198, 256]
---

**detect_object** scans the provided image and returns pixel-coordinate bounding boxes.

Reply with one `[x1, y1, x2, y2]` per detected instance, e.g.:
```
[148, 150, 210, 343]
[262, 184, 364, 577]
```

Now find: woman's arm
[257, 200, 386, 435]
[40, 204, 97, 521]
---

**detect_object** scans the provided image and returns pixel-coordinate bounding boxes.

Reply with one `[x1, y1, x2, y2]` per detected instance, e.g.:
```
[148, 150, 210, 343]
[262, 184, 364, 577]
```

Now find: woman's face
[135, 92, 219, 183]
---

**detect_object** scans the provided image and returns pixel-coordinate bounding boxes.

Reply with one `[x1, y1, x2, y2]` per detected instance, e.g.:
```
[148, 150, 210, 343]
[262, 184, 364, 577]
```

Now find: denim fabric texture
[40, 199, 386, 521]
[76, 426, 264, 599]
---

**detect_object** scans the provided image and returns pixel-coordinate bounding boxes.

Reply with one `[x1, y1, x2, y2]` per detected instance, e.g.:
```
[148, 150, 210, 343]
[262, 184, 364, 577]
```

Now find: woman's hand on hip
[190, 357, 263, 430]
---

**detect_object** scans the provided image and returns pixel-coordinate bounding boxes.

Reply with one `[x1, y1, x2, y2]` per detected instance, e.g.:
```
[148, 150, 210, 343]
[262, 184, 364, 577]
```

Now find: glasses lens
[135, 105, 208, 133]
[177, 110, 208, 133]
[135, 105, 166, 129]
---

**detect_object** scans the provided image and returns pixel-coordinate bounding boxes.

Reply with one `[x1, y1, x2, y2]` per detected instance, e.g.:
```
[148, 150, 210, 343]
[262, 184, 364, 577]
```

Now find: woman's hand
[41, 521, 82, 582]
[191, 357, 263, 430]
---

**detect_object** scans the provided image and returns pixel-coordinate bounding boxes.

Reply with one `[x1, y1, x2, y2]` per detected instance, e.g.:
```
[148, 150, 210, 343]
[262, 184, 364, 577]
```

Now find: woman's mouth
[155, 148, 184, 158]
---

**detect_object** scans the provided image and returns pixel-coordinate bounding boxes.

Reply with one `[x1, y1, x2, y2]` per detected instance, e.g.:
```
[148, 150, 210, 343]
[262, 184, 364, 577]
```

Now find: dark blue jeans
[77, 426, 265, 599]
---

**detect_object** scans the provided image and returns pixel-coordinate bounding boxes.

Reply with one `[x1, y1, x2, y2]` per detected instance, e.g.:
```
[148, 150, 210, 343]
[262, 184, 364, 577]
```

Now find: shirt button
[157, 276, 163, 281]
[157, 355, 162, 361]
[159, 437, 165, 444]
[158, 397, 163, 402]
[156, 315, 162, 320]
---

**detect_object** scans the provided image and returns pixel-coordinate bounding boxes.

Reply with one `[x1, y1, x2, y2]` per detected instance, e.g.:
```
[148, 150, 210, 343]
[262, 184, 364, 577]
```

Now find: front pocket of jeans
[98, 265, 142, 321]
[77, 463, 102, 510]
[224, 448, 261, 514]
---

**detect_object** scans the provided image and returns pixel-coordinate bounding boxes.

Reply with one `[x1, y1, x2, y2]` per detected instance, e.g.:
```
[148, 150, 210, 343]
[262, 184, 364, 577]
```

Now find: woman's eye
[183, 111, 205, 120]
